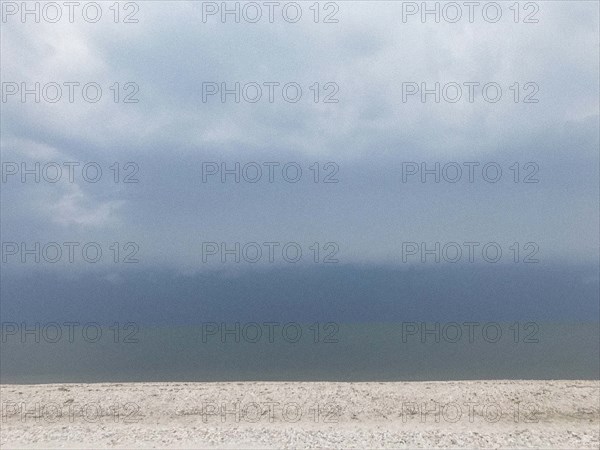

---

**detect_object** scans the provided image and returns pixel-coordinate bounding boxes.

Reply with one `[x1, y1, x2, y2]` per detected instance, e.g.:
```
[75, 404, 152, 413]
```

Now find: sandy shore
[1, 380, 598, 449]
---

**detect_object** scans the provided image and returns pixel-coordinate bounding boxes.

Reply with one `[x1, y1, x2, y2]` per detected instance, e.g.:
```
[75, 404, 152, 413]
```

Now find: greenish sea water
[1, 322, 598, 383]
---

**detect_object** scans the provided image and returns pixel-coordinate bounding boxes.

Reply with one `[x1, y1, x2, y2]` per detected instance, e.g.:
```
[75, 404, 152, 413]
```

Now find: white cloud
[44, 183, 124, 228]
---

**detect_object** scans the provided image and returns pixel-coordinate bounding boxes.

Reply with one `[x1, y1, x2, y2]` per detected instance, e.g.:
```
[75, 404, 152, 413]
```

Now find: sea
[1, 322, 598, 383]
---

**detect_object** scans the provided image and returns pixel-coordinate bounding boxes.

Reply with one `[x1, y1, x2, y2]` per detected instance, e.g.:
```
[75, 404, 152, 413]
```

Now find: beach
[1, 380, 598, 449]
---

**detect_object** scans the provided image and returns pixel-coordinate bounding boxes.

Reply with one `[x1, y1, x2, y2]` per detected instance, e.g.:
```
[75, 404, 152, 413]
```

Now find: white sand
[1, 380, 598, 449]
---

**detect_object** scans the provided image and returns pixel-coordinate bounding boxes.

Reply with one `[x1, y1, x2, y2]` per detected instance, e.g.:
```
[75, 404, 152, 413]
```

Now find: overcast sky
[1, 1, 598, 274]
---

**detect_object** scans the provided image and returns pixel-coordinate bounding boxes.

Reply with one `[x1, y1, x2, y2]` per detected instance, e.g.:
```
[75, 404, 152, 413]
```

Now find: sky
[1, 1, 599, 276]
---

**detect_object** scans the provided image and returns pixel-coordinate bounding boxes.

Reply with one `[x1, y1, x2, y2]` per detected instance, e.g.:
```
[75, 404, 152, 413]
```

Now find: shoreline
[2, 380, 599, 448]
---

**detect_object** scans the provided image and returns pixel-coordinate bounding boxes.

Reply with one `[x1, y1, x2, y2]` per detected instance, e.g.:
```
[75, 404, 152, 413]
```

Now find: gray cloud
[1, 1, 598, 272]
